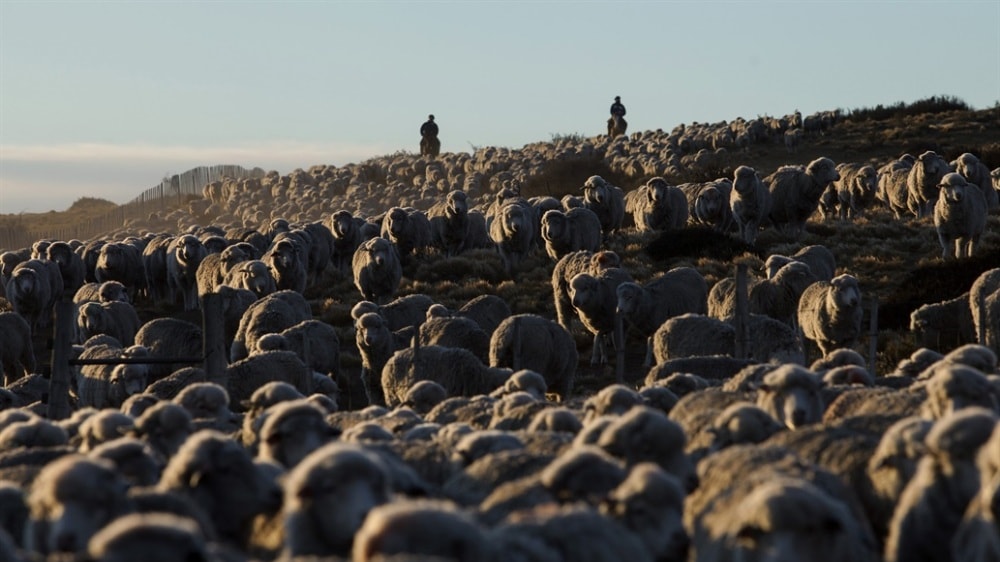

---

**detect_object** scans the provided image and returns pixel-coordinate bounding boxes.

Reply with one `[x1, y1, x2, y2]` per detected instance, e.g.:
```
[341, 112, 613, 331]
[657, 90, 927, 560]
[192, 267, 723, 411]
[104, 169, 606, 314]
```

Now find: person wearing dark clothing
[608, 97, 627, 137]
[420, 114, 440, 156]
[610, 96, 626, 117]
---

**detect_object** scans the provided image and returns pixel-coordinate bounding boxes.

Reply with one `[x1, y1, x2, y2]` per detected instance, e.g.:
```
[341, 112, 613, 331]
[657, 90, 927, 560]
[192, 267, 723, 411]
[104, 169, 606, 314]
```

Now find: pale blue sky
[2, 1, 998, 213]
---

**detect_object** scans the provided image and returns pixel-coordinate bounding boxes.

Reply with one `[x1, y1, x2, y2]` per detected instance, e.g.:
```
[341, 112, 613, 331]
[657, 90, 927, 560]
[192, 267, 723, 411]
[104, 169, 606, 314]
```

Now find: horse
[607, 114, 628, 138]
[420, 135, 441, 157]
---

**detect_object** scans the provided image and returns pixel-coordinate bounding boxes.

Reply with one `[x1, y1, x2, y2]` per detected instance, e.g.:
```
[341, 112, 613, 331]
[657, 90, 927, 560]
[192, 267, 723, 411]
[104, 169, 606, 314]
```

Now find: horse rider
[610, 96, 626, 119]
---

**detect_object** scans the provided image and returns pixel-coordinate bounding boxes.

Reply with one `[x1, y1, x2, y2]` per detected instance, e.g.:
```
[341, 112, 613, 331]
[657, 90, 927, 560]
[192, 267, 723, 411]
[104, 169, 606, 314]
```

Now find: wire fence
[0, 165, 265, 251]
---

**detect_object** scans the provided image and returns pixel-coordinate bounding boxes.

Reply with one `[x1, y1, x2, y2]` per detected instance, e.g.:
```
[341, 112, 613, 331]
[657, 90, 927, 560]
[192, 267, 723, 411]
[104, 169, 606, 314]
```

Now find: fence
[0, 164, 266, 251]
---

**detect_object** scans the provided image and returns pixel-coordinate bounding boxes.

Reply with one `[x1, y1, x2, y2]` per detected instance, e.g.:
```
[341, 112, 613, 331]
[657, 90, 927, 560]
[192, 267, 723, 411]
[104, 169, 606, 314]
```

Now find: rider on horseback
[608, 96, 627, 137]
[610, 96, 626, 119]
[420, 114, 440, 156]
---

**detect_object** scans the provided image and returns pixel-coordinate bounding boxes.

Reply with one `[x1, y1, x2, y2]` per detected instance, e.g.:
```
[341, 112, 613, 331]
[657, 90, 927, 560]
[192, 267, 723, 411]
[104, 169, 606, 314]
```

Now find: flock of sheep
[0, 107, 998, 561]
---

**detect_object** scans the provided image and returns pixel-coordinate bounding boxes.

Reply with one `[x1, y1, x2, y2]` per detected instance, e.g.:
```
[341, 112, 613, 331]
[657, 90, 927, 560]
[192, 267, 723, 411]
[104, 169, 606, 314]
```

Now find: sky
[1, 1, 998, 214]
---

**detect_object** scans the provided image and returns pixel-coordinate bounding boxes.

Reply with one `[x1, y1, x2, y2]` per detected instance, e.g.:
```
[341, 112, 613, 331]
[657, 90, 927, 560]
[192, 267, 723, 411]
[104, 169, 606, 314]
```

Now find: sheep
[230, 289, 312, 362]
[85, 512, 209, 562]
[906, 150, 953, 218]
[797, 274, 863, 357]
[551, 249, 624, 332]
[165, 234, 207, 311]
[970, 268, 1000, 354]
[88, 437, 162, 488]
[0, 311, 35, 384]
[381, 344, 512, 408]
[920, 363, 998, 420]
[352, 237, 403, 304]
[539, 207, 602, 260]
[282, 441, 392, 558]
[617, 267, 709, 366]
[453, 293, 512, 336]
[25, 455, 132, 555]
[680, 178, 734, 232]
[765, 156, 841, 238]
[489, 314, 578, 401]
[157, 430, 282, 548]
[877, 153, 918, 218]
[884, 407, 998, 562]
[6, 258, 62, 335]
[75, 344, 151, 409]
[571, 269, 636, 368]
[239, 381, 306, 451]
[355, 311, 415, 407]
[652, 312, 805, 365]
[172, 382, 237, 431]
[194, 243, 249, 297]
[489, 200, 537, 277]
[257, 399, 337, 468]
[77, 411, 134, 453]
[582, 174, 626, 234]
[76, 299, 141, 346]
[353, 499, 492, 562]
[350, 293, 435, 333]
[140, 235, 172, 304]
[133, 317, 203, 384]
[596, 405, 696, 490]
[380, 206, 433, 264]
[755, 364, 824, 429]
[73, 280, 128, 305]
[221, 258, 277, 299]
[830, 162, 879, 220]
[329, 209, 371, 275]
[765, 244, 837, 282]
[626, 176, 689, 232]
[729, 165, 771, 245]
[951, 422, 1000, 560]
[94, 242, 145, 301]
[225, 349, 314, 405]
[418, 314, 490, 362]
[709, 260, 817, 326]
[0, 418, 68, 452]
[428, 189, 477, 257]
[45, 240, 86, 294]
[909, 292, 977, 351]
[263, 237, 307, 293]
[264, 319, 341, 379]
[934, 171, 988, 259]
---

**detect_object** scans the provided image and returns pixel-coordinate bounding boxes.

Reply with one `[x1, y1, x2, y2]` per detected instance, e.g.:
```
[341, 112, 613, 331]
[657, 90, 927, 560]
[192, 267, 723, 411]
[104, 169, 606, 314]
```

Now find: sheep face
[733, 166, 759, 195]
[501, 204, 527, 234]
[111, 363, 149, 398]
[10, 267, 39, 298]
[583, 176, 611, 204]
[447, 190, 468, 217]
[174, 235, 204, 265]
[363, 238, 393, 268]
[236, 260, 273, 296]
[219, 245, 248, 270]
[939, 173, 968, 206]
[696, 186, 724, 218]
[615, 282, 643, 317]
[98, 281, 128, 303]
[268, 240, 299, 270]
[569, 273, 598, 310]
[541, 210, 567, 242]
[806, 157, 840, 188]
[331, 210, 355, 238]
[384, 208, 409, 238]
[260, 403, 335, 468]
[829, 275, 860, 309]
[646, 178, 669, 204]
[762, 382, 822, 429]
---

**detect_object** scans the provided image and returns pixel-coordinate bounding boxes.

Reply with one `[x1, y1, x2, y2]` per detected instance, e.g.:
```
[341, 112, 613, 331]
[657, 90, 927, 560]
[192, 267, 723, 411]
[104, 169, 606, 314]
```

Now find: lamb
[551, 249, 624, 331]
[263, 237, 307, 293]
[539, 207, 602, 260]
[355, 311, 415, 406]
[934, 171, 988, 259]
[85, 512, 209, 562]
[230, 289, 312, 362]
[350, 293, 435, 333]
[765, 156, 841, 238]
[352, 237, 403, 304]
[582, 174, 626, 234]
[157, 430, 282, 548]
[709, 260, 817, 326]
[970, 268, 1000, 354]
[257, 399, 337, 468]
[755, 364, 824, 429]
[884, 407, 998, 562]
[45, 240, 86, 294]
[797, 274, 863, 357]
[0, 311, 35, 384]
[489, 314, 579, 401]
[282, 442, 392, 558]
[730, 165, 771, 244]
[380, 206, 433, 264]
[765, 244, 837, 282]
[909, 292, 977, 351]
[906, 150, 953, 218]
[626, 176, 689, 232]
[25, 455, 133, 555]
[165, 234, 207, 311]
[225, 349, 314, 405]
[680, 178, 734, 232]
[617, 267, 709, 367]
[195, 243, 249, 297]
[76, 300, 141, 346]
[75, 344, 151, 409]
[830, 162, 879, 219]
[380, 343, 512, 407]
[418, 314, 490, 362]
[6, 258, 62, 335]
[489, 200, 537, 277]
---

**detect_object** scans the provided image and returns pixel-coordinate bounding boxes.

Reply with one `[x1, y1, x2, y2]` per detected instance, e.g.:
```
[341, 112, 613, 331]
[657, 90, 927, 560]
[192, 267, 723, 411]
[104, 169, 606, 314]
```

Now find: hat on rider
[614, 96, 620, 101]
[428, 114, 435, 120]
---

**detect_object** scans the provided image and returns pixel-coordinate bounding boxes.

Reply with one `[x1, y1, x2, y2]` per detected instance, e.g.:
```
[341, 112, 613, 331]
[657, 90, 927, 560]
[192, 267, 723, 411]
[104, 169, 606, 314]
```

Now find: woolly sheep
[489, 200, 537, 277]
[681, 178, 734, 232]
[133, 317, 203, 384]
[970, 268, 1000, 354]
[453, 293, 512, 336]
[427, 189, 490, 257]
[489, 314, 578, 401]
[352, 237, 403, 304]
[194, 243, 249, 297]
[730, 165, 771, 245]
[951, 422, 1000, 560]
[141, 235, 172, 304]
[6, 258, 62, 335]
[350, 293, 434, 333]
[165, 234, 207, 310]
[401, 380, 448, 415]
[77, 411, 133, 453]
[353, 499, 492, 561]
[25, 455, 132, 554]
[885, 407, 998, 562]
[355, 311, 415, 407]
[626, 177, 689, 232]
[418, 314, 490, 362]
[907, 150, 952, 218]
[76, 300, 141, 346]
[381, 344, 512, 408]
[0, 311, 35, 384]
[551, 249, 624, 331]
[877, 153, 917, 218]
[230, 289, 312, 362]
[282, 441, 391, 557]
[222, 258, 277, 298]
[862, 416, 933, 539]
[571, 269, 634, 366]
[617, 267, 709, 366]
[75, 344, 151, 409]
[920, 363, 998, 420]
[830, 162, 879, 220]
[596, 405, 697, 490]
[652, 312, 805, 365]
[329, 209, 372, 275]
[258, 399, 337, 468]
[225, 349, 314, 405]
[764, 244, 836, 282]
[172, 382, 235, 429]
[85, 512, 209, 562]
[934, 172, 988, 259]
[909, 291, 977, 351]
[709, 260, 817, 326]
[45, 241, 86, 295]
[88, 437, 162, 488]
[540, 207, 602, 260]
[0, 418, 68, 452]
[73, 280, 129, 305]
[269, 319, 341, 378]
[582, 174, 626, 234]
[797, 274, 863, 357]
[765, 156, 841, 238]
[95, 242, 145, 301]
[263, 237, 307, 293]
[755, 364, 824, 429]
[380, 206, 433, 264]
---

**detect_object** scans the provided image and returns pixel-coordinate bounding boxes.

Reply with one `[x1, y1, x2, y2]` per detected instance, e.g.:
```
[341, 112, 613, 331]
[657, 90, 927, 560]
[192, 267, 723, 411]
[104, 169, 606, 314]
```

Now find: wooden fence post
[867, 296, 879, 376]
[47, 297, 75, 420]
[203, 293, 227, 386]
[734, 264, 749, 360]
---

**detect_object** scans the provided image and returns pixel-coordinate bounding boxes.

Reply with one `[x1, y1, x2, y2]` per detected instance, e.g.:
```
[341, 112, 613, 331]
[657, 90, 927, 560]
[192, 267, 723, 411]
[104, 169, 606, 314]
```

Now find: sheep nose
[792, 408, 807, 426]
